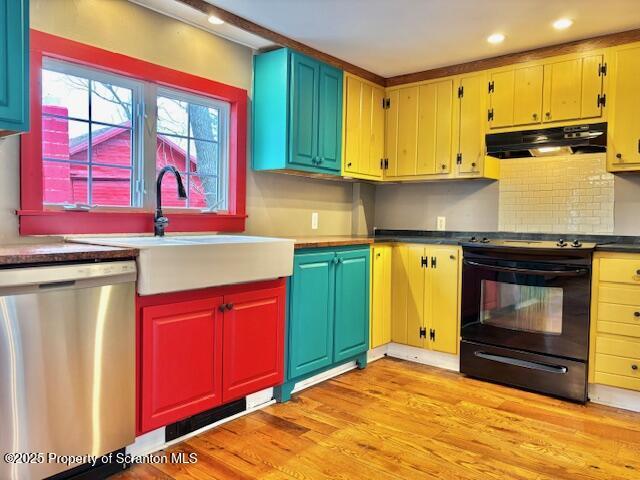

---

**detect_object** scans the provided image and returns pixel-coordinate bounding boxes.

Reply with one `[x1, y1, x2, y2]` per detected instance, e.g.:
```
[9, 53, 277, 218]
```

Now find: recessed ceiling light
[487, 33, 505, 44]
[553, 18, 573, 30]
[208, 15, 225, 25]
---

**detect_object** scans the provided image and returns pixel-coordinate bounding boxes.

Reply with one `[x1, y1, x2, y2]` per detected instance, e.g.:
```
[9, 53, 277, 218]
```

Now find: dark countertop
[0, 243, 139, 266]
[293, 236, 374, 249]
[373, 230, 640, 253]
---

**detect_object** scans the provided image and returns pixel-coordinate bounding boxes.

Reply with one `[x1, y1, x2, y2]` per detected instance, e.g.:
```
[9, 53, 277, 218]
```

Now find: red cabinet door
[140, 297, 223, 432]
[222, 285, 285, 403]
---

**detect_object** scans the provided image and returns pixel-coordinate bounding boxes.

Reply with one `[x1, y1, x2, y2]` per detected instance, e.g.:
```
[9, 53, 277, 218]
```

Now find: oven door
[461, 255, 591, 361]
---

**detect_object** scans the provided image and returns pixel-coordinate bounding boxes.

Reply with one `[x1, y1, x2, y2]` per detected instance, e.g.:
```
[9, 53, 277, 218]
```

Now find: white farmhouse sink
[68, 235, 294, 295]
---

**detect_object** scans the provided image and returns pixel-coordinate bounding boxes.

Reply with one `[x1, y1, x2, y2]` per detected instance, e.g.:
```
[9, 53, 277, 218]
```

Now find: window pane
[188, 103, 219, 142]
[42, 117, 89, 163]
[42, 69, 89, 120]
[91, 81, 132, 126]
[91, 166, 132, 207]
[189, 139, 219, 176]
[43, 161, 87, 205]
[190, 175, 224, 211]
[157, 96, 188, 136]
[156, 135, 188, 173]
[92, 125, 133, 168]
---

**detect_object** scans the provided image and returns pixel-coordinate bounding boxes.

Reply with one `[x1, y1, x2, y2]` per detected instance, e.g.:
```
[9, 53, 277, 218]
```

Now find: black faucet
[155, 165, 187, 236]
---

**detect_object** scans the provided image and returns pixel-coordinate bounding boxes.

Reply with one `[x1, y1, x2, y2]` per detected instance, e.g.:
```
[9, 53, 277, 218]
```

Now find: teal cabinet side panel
[0, 0, 29, 133]
[288, 250, 335, 379]
[252, 48, 289, 170]
[317, 64, 343, 173]
[288, 52, 319, 169]
[333, 248, 369, 363]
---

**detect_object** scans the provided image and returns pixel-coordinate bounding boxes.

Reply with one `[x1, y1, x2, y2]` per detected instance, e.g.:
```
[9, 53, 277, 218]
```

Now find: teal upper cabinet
[0, 0, 29, 135]
[253, 48, 343, 175]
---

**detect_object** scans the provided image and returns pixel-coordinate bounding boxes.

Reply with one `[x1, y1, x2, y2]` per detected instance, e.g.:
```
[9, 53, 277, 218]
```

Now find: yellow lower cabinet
[590, 252, 640, 392]
[390, 244, 461, 354]
[370, 245, 392, 348]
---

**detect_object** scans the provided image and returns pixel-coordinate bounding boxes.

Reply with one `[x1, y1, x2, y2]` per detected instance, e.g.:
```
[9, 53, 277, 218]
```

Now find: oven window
[480, 280, 563, 334]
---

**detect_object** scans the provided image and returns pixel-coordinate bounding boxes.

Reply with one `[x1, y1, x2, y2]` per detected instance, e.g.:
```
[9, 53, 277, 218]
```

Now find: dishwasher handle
[0, 261, 137, 290]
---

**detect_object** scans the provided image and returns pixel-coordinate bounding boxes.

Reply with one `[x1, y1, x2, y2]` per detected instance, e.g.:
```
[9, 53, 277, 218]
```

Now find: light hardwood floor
[113, 357, 640, 480]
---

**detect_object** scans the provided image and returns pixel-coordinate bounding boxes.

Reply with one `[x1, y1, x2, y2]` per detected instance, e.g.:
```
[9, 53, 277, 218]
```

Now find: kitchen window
[21, 30, 247, 235]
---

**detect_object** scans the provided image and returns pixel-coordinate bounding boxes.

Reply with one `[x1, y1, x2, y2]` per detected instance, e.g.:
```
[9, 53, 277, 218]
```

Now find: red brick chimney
[42, 105, 72, 204]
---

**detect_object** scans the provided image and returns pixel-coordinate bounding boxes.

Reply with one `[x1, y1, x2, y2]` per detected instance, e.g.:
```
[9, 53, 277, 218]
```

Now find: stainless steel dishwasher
[0, 260, 137, 480]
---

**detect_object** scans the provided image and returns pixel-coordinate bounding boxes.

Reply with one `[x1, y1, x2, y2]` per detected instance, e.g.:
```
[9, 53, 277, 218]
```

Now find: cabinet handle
[347, 162, 352, 167]
[450, 255, 456, 260]
[632, 364, 638, 371]
[226, 303, 234, 311]
[218, 303, 228, 312]
[332, 257, 339, 264]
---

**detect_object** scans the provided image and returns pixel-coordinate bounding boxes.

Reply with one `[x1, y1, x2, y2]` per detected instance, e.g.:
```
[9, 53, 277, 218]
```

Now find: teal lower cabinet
[275, 246, 370, 402]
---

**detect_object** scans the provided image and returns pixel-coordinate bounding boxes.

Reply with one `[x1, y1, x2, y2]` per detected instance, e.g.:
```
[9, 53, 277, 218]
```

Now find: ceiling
[208, 0, 640, 77]
[128, 0, 273, 50]
[132, 0, 640, 78]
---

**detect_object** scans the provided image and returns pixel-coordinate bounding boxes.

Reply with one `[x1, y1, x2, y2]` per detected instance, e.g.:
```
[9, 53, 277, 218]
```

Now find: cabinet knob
[632, 364, 638, 371]
[318, 157, 324, 164]
[218, 303, 228, 312]
[636, 269, 640, 276]
[545, 112, 551, 119]
[634, 311, 640, 318]
[441, 164, 446, 170]
[376, 253, 381, 258]
[347, 162, 352, 167]
[450, 255, 456, 260]
[532, 113, 538, 120]
[471, 162, 477, 168]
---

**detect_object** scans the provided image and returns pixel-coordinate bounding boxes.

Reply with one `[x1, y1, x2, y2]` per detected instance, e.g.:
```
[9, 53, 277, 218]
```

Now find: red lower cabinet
[140, 297, 223, 432]
[222, 285, 285, 402]
[137, 279, 286, 434]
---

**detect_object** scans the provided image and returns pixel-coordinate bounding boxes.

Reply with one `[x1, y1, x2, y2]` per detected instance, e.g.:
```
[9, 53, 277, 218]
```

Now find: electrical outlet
[311, 212, 319, 230]
[436, 216, 446, 231]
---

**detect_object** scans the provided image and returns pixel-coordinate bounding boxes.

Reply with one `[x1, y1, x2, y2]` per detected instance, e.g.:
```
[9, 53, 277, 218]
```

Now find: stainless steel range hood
[486, 122, 607, 158]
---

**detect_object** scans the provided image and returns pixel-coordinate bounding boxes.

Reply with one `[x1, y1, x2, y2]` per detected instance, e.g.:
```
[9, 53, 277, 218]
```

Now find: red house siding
[42, 105, 206, 208]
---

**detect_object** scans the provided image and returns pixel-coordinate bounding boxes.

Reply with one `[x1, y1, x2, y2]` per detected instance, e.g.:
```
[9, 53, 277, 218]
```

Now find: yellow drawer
[596, 335, 640, 358]
[594, 372, 640, 392]
[595, 353, 640, 378]
[597, 320, 640, 338]
[598, 283, 640, 305]
[598, 302, 640, 326]
[599, 258, 640, 285]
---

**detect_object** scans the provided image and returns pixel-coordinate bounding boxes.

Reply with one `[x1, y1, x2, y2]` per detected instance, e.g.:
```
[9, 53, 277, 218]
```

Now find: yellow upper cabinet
[456, 72, 493, 177]
[513, 65, 544, 126]
[608, 42, 640, 171]
[342, 73, 385, 180]
[384, 72, 498, 181]
[416, 80, 454, 175]
[488, 52, 606, 131]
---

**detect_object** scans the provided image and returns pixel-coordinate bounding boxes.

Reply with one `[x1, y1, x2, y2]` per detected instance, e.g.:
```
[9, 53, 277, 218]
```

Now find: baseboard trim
[126, 387, 276, 457]
[589, 383, 640, 412]
[291, 361, 358, 394]
[386, 342, 460, 371]
[367, 344, 389, 362]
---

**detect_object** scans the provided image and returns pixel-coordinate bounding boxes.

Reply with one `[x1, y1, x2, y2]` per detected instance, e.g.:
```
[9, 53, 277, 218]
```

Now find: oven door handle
[474, 351, 568, 374]
[463, 259, 589, 277]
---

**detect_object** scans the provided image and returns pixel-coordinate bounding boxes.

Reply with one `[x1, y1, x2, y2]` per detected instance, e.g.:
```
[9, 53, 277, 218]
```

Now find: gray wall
[374, 176, 640, 236]
[374, 180, 500, 232]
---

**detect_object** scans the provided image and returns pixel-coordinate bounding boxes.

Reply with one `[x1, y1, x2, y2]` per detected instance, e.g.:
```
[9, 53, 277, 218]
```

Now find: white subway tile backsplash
[498, 153, 614, 234]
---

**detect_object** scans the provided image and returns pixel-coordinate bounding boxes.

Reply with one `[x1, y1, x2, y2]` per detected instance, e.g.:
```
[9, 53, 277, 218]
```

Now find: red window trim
[20, 30, 247, 235]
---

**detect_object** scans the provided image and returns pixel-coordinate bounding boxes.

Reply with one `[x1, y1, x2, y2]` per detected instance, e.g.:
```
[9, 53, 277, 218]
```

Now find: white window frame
[40, 58, 232, 213]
